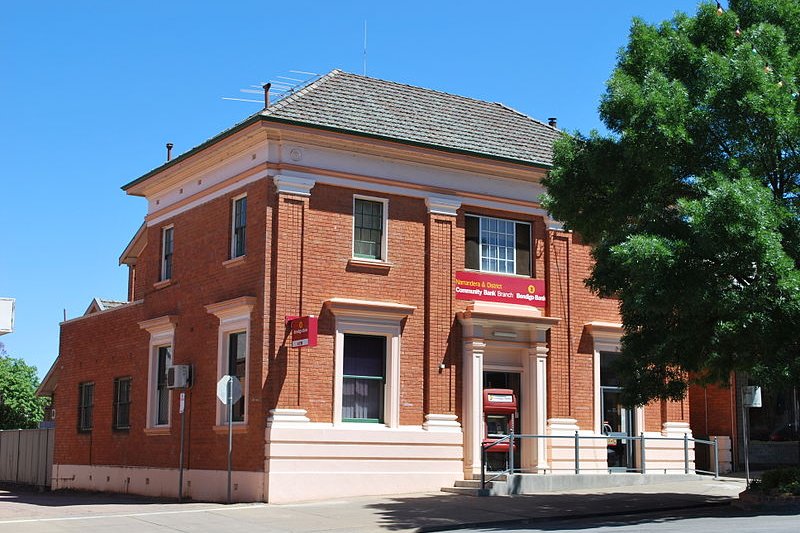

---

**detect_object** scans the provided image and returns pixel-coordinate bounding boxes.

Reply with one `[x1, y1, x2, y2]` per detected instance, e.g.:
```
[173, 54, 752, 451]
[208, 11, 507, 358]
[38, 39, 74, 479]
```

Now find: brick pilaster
[423, 196, 461, 424]
[270, 175, 314, 411]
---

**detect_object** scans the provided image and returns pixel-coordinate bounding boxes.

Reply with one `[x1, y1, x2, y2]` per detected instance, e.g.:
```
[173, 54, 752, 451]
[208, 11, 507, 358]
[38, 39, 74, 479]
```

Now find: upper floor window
[78, 382, 94, 432]
[465, 215, 531, 276]
[231, 195, 247, 259]
[353, 197, 387, 261]
[161, 226, 174, 281]
[113, 377, 132, 430]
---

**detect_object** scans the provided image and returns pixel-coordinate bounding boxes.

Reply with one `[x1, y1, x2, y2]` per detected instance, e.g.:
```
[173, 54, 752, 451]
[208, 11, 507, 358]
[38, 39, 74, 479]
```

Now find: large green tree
[0, 342, 46, 429]
[543, 0, 800, 405]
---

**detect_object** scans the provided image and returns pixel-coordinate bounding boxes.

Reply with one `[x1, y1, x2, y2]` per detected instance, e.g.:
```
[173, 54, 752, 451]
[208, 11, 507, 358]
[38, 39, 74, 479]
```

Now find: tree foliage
[543, 0, 800, 405]
[0, 342, 46, 429]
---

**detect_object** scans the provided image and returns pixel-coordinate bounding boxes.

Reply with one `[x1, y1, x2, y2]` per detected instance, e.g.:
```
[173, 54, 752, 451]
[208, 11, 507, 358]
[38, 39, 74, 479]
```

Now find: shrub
[758, 467, 800, 495]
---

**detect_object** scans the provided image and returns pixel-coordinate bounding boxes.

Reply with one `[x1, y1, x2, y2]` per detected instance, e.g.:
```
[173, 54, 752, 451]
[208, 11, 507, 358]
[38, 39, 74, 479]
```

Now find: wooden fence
[0, 428, 54, 488]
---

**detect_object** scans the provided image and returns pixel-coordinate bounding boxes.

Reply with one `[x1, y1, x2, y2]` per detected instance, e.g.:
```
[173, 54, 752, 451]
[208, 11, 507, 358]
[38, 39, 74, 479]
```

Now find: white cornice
[205, 296, 257, 322]
[324, 298, 415, 320]
[273, 174, 316, 196]
[138, 315, 178, 335]
[425, 195, 462, 216]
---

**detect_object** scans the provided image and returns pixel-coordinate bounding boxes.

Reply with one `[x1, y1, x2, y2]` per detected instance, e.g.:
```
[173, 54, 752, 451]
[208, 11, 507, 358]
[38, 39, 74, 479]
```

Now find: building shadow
[363, 491, 797, 532]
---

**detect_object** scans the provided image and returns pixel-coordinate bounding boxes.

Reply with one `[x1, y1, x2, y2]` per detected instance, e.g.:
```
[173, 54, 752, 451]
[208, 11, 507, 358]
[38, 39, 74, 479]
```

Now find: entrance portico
[458, 301, 559, 477]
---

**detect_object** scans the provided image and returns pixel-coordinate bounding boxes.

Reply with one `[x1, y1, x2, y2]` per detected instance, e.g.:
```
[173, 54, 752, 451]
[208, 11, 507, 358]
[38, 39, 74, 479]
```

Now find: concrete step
[443, 473, 706, 497]
[440, 486, 488, 496]
[442, 478, 508, 496]
[470, 473, 507, 482]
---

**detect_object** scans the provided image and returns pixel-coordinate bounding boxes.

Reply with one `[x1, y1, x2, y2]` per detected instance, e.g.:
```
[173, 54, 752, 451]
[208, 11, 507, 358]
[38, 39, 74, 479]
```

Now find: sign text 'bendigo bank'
[455, 271, 546, 307]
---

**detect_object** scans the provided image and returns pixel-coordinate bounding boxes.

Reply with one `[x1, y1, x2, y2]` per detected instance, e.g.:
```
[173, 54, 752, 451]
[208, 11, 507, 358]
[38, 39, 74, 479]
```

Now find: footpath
[0, 476, 747, 532]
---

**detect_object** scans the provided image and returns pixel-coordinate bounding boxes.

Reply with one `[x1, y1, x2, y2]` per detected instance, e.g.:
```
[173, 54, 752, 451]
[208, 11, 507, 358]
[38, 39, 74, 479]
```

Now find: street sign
[743, 386, 762, 408]
[216, 375, 243, 405]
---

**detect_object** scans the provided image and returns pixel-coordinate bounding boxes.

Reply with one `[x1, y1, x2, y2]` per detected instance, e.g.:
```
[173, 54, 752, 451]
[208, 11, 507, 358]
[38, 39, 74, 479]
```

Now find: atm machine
[482, 388, 517, 471]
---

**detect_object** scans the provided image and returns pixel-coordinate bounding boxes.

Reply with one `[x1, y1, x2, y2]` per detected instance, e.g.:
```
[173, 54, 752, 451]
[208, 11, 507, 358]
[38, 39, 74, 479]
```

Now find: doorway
[600, 352, 636, 470]
[483, 371, 522, 470]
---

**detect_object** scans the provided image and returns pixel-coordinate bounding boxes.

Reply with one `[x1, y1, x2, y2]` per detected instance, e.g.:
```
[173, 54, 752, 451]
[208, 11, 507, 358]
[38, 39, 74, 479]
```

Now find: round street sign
[216, 375, 243, 405]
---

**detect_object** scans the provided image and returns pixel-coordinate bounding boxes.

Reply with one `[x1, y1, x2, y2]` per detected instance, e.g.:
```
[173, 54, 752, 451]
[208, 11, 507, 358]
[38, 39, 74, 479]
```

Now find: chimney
[166, 142, 174, 162]
[548, 117, 558, 128]
[263, 83, 271, 109]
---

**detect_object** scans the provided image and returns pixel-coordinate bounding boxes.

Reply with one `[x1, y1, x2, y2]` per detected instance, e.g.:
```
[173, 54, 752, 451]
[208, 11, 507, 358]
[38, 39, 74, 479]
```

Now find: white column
[534, 343, 549, 470]
[462, 339, 486, 477]
[524, 343, 549, 471]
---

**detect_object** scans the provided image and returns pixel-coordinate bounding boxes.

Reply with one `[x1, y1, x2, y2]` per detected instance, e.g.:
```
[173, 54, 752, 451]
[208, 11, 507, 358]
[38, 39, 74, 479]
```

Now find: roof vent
[166, 142, 174, 161]
[548, 117, 558, 128]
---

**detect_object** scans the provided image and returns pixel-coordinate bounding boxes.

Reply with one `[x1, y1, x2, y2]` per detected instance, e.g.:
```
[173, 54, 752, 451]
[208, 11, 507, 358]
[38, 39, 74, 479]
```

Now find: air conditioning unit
[167, 364, 192, 389]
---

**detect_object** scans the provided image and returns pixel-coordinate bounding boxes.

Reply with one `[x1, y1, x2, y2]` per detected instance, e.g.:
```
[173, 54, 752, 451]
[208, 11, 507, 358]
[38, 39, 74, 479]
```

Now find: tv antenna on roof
[363, 20, 368, 76]
[222, 70, 320, 106]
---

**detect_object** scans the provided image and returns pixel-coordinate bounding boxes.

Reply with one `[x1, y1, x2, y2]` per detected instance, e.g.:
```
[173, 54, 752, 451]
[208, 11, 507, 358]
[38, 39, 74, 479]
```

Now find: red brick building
[51, 70, 710, 503]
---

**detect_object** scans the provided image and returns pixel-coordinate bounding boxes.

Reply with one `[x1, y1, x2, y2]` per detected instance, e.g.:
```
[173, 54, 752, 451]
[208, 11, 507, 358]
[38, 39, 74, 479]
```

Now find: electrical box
[167, 364, 192, 389]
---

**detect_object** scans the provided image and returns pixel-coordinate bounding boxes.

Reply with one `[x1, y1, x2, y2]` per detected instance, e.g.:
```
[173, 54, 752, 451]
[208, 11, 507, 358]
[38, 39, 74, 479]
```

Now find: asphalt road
[448, 505, 800, 532]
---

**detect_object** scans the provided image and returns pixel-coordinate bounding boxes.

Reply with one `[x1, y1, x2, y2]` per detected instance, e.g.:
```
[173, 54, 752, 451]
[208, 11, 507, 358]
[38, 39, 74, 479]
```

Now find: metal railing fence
[481, 432, 720, 490]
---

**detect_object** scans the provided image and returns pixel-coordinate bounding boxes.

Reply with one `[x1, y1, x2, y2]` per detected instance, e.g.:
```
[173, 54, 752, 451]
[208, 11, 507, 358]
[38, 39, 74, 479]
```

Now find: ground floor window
[113, 377, 131, 429]
[155, 346, 171, 426]
[225, 331, 247, 423]
[342, 334, 386, 423]
[749, 385, 799, 442]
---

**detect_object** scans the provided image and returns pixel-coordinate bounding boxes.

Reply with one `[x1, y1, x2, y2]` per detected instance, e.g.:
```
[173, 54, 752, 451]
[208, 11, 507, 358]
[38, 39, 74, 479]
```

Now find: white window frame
[139, 315, 176, 429]
[230, 194, 247, 259]
[160, 225, 174, 281]
[206, 297, 255, 427]
[326, 298, 416, 428]
[352, 195, 389, 262]
[466, 214, 531, 276]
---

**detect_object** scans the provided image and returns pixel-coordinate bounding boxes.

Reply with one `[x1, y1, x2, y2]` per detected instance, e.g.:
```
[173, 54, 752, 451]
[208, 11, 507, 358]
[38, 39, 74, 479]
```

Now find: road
[448, 505, 800, 532]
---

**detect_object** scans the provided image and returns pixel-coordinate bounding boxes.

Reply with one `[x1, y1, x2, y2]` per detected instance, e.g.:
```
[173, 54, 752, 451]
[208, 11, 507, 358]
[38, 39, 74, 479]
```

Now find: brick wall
[59, 172, 694, 476]
[56, 180, 269, 473]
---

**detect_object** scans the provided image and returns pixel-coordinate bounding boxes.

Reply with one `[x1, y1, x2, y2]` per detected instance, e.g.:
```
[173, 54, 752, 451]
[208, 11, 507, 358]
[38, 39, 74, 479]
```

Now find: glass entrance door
[600, 352, 636, 470]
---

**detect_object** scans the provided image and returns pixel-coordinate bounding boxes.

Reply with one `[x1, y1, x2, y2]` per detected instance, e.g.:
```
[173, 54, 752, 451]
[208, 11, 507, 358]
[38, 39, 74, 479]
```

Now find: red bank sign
[455, 271, 546, 307]
[289, 316, 318, 348]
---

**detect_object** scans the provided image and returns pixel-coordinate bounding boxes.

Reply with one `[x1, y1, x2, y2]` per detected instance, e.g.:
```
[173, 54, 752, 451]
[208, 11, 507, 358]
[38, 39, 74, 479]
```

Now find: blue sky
[1, 0, 705, 378]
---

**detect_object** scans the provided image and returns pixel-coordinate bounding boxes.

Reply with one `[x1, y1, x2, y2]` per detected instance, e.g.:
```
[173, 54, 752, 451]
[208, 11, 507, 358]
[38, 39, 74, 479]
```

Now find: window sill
[153, 279, 172, 290]
[212, 424, 249, 434]
[347, 258, 393, 271]
[222, 255, 246, 268]
[336, 421, 391, 429]
[144, 427, 171, 436]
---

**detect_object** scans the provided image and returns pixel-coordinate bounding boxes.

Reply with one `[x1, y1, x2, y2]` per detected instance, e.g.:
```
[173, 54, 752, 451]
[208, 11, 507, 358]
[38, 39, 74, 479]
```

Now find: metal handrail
[479, 432, 720, 490]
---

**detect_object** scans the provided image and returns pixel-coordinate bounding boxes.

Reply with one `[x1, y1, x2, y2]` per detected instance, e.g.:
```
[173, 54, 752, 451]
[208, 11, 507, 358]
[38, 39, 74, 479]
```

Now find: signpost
[742, 385, 762, 487]
[178, 391, 186, 502]
[217, 375, 242, 504]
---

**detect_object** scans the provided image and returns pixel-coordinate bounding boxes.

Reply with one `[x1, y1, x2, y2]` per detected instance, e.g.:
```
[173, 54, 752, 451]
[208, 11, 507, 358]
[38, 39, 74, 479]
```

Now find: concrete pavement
[0, 476, 748, 532]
